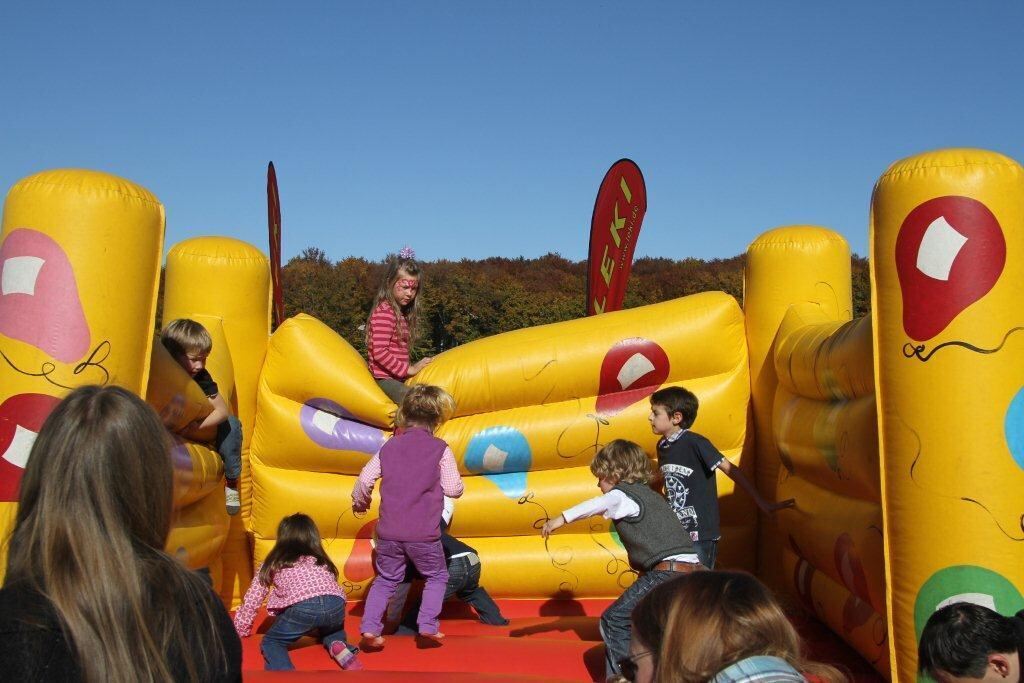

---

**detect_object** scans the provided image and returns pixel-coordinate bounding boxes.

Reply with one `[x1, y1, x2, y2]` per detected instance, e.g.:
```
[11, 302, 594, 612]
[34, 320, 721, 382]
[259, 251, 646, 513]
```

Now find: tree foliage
[281, 250, 872, 355]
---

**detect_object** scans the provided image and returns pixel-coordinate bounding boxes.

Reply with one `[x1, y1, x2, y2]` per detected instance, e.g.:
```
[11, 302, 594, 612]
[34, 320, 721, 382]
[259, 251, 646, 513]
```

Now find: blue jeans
[396, 553, 508, 633]
[600, 570, 679, 679]
[216, 415, 242, 482]
[261, 595, 351, 671]
[695, 539, 718, 569]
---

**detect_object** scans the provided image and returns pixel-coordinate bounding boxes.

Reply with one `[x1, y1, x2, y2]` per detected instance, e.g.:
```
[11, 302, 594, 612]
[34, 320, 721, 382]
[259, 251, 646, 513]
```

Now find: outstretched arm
[718, 458, 796, 513]
[233, 573, 270, 638]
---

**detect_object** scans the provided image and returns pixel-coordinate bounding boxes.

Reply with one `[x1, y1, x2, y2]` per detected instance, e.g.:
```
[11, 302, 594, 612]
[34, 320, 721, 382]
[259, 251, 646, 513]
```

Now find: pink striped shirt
[351, 445, 463, 511]
[233, 556, 346, 637]
[367, 300, 410, 380]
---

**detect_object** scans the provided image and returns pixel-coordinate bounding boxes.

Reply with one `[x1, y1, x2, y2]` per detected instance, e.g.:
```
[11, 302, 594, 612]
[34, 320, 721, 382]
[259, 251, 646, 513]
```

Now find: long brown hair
[632, 571, 846, 683]
[258, 513, 338, 586]
[4, 385, 230, 682]
[365, 255, 423, 350]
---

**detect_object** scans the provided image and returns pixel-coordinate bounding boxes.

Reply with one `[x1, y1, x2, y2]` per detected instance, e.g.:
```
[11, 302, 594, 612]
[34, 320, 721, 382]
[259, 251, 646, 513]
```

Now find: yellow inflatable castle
[1, 148, 1021, 681]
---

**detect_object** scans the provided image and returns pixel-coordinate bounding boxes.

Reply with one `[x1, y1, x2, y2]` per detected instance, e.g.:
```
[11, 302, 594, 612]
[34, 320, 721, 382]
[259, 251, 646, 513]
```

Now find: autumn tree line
[279, 248, 871, 358]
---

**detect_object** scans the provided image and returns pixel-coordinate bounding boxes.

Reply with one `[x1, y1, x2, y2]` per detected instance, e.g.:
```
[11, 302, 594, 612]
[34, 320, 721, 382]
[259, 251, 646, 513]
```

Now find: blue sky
[2, 2, 1022, 263]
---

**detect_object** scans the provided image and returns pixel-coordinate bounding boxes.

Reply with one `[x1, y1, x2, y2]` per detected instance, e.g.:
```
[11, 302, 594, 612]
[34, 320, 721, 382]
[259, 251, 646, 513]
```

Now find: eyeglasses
[617, 650, 653, 681]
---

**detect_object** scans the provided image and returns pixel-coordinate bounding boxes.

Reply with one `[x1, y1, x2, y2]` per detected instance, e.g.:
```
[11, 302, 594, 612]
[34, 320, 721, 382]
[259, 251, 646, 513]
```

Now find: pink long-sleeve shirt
[351, 446, 463, 511]
[233, 556, 346, 638]
[367, 301, 410, 380]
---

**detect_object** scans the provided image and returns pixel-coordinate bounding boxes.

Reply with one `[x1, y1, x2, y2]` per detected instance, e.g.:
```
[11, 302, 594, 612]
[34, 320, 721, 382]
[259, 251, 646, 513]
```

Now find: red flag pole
[267, 162, 284, 328]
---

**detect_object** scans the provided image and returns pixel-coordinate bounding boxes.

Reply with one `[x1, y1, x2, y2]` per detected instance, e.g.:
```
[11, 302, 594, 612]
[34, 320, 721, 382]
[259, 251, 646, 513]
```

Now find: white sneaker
[225, 487, 240, 516]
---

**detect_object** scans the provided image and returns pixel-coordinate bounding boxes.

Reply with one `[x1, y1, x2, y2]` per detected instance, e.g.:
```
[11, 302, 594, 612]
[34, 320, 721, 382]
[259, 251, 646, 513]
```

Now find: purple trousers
[360, 539, 448, 636]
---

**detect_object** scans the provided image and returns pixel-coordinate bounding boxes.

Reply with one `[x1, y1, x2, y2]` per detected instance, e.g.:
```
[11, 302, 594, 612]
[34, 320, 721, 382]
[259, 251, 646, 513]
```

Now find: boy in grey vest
[542, 439, 703, 681]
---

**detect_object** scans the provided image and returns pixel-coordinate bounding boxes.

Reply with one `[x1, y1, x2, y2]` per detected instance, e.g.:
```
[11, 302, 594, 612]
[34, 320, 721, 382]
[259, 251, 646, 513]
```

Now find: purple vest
[376, 427, 447, 542]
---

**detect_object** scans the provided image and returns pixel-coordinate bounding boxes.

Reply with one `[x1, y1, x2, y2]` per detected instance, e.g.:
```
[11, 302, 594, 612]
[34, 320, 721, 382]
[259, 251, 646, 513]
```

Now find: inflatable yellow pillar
[871, 149, 1024, 679]
[162, 236, 272, 607]
[0, 169, 164, 575]
[744, 226, 853, 593]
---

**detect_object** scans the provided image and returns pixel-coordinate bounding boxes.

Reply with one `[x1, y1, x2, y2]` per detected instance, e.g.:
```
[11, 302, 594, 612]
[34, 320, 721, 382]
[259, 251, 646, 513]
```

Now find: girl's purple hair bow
[398, 246, 416, 260]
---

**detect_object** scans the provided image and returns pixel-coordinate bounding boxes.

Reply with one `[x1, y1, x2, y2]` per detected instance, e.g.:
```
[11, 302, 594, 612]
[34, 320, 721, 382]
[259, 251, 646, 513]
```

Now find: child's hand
[541, 515, 565, 539]
[409, 357, 434, 376]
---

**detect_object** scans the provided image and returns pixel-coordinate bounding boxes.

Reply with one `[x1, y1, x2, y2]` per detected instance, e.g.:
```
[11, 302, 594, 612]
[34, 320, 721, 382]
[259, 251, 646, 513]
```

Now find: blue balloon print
[1005, 386, 1024, 471]
[465, 427, 532, 498]
[483, 472, 529, 499]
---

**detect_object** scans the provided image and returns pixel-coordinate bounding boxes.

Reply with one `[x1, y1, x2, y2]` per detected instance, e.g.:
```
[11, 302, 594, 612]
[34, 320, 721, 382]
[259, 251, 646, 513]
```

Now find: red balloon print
[343, 519, 378, 583]
[595, 338, 670, 415]
[0, 393, 61, 501]
[895, 196, 1005, 341]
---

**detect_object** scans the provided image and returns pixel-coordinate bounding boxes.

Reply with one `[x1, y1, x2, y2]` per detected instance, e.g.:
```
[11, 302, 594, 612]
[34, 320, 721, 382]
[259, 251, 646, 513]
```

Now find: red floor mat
[240, 599, 884, 682]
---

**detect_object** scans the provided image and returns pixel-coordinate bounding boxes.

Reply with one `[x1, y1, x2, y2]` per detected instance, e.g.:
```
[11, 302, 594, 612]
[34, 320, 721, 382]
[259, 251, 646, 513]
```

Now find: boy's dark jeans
[397, 554, 508, 632]
[600, 569, 679, 679]
[216, 415, 243, 482]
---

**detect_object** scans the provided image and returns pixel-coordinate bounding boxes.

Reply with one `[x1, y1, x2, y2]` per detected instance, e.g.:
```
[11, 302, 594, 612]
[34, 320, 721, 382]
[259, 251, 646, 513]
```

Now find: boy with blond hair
[542, 439, 702, 680]
[161, 318, 243, 515]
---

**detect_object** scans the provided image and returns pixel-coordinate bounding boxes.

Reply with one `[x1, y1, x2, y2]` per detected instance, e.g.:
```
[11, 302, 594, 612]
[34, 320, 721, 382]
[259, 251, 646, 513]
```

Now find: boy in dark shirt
[390, 498, 508, 633]
[649, 386, 794, 568]
[161, 319, 243, 515]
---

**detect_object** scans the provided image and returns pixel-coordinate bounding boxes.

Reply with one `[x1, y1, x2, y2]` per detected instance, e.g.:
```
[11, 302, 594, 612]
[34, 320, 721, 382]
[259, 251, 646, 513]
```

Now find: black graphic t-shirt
[657, 430, 724, 542]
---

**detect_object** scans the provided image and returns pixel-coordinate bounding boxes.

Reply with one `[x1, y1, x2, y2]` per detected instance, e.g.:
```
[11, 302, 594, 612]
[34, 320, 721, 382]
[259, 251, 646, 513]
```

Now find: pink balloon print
[895, 196, 1005, 341]
[0, 229, 91, 362]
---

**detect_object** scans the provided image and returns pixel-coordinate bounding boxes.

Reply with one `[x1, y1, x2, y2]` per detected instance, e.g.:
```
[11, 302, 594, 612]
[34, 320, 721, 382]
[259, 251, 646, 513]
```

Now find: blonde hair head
[590, 439, 652, 484]
[160, 318, 213, 357]
[396, 384, 455, 431]
[633, 571, 846, 683]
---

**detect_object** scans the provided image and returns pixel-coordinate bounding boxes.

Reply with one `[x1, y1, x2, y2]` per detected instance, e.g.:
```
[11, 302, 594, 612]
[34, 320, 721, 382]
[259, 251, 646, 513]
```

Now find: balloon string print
[903, 326, 1024, 362]
[522, 358, 558, 406]
[0, 340, 111, 389]
[555, 404, 609, 461]
[906, 417, 1024, 541]
[519, 491, 580, 592]
[588, 518, 636, 589]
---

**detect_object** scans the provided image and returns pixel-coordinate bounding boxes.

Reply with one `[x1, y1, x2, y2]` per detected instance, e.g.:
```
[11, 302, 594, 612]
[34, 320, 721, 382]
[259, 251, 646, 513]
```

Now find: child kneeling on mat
[234, 513, 361, 671]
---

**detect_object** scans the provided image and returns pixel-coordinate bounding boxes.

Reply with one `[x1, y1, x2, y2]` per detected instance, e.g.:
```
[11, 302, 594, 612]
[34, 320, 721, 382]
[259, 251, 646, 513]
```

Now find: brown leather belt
[651, 560, 705, 573]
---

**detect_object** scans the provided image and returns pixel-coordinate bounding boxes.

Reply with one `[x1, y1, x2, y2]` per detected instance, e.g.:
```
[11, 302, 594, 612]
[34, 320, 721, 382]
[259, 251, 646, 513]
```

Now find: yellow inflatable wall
[0, 170, 165, 576]
[249, 292, 755, 598]
[161, 236, 272, 606]
[0, 172, 239, 596]
[871, 149, 1024, 680]
[745, 227, 888, 675]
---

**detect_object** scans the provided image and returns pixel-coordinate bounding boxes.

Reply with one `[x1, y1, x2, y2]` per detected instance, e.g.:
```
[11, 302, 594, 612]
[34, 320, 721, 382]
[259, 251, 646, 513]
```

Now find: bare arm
[179, 394, 230, 442]
[718, 458, 796, 514]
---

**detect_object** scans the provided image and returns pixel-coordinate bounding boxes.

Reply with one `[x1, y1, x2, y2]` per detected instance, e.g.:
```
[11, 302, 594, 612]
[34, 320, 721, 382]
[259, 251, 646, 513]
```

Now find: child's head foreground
[629, 571, 843, 683]
[649, 386, 698, 435]
[396, 384, 455, 431]
[590, 439, 653, 489]
[161, 318, 213, 376]
[4, 384, 236, 681]
[259, 513, 338, 586]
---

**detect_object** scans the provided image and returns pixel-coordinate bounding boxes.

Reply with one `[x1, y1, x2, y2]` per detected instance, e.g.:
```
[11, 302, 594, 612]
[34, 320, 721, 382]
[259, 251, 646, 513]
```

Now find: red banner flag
[267, 162, 284, 328]
[586, 159, 647, 316]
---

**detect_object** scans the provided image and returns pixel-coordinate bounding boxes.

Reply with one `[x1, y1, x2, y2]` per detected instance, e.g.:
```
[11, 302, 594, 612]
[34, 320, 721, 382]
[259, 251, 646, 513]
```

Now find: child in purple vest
[351, 384, 463, 649]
